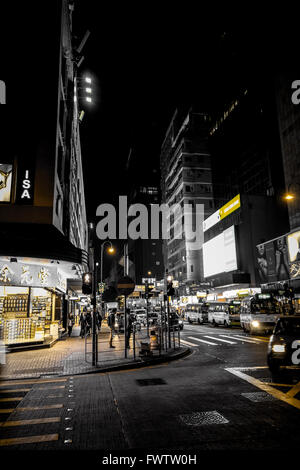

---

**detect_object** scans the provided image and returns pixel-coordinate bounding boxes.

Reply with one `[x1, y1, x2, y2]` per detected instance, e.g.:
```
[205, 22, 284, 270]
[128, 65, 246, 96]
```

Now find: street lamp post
[92, 240, 114, 367]
[100, 241, 115, 314]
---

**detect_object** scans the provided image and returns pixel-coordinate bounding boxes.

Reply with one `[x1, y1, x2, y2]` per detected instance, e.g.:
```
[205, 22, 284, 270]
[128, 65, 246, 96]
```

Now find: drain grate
[179, 411, 229, 426]
[241, 392, 277, 402]
[136, 378, 167, 386]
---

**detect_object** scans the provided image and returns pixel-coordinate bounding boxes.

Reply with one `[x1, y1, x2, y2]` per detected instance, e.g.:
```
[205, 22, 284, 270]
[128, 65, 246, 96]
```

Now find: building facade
[160, 109, 214, 295]
[276, 76, 300, 231]
[0, 0, 89, 348]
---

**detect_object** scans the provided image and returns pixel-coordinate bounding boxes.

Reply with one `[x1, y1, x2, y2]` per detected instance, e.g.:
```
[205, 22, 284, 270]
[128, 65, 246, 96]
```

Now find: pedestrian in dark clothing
[107, 309, 116, 347]
[68, 315, 74, 337]
[79, 312, 86, 338]
[85, 310, 92, 336]
[125, 309, 133, 349]
[96, 310, 102, 333]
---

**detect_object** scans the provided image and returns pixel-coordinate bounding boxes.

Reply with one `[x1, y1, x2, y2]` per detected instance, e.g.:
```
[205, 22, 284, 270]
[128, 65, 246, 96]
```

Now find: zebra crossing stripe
[219, 335, 258, 344]
[188, 336, 218, 346]
[180, 339, 199, 347]
[204, 335, 237, 344]
[233, 335, 268, 343]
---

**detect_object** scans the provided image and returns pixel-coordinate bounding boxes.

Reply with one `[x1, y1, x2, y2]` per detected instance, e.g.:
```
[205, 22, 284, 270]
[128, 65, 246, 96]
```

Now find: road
[1, 321, 300, 464]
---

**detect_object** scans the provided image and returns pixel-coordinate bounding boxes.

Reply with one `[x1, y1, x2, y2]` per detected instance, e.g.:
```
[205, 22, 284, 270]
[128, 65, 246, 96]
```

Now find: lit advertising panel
[203, 225, 237, 277]
[287, 231, 300, 279]
[0, 164, 12, 202]
[203, 194, 240, 232]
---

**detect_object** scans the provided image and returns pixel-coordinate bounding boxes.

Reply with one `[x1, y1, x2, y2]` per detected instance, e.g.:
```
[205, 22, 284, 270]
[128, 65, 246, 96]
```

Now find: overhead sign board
[203, 194, 240, 232]
[16, 165, 35, 204]
[117, 276, 135, 295]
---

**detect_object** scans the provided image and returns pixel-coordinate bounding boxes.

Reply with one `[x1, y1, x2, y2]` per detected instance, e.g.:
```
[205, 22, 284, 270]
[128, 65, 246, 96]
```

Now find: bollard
[150, 328, 159, 351]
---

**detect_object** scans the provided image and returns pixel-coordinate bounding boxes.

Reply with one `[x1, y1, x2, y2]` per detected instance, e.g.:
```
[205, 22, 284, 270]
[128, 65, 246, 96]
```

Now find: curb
[0, 347, 191, 381]
[73, 346, 192, 376]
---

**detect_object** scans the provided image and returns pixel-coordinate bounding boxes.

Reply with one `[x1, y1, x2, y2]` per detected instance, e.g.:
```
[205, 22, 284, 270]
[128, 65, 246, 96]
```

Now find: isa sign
[0, 81, 6, 104]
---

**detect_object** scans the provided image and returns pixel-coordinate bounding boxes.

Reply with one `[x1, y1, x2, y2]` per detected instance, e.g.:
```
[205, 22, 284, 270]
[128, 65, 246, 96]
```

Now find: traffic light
[82, 272, 93, 295]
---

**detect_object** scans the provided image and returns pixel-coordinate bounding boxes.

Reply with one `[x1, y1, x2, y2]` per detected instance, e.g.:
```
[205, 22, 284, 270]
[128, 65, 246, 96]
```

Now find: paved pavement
[0, 323, 189, 380]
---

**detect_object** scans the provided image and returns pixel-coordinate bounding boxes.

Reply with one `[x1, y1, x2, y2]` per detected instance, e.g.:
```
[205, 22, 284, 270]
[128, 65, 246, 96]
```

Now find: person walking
[79, 311, 86, 339]
[96, 309, 102, 333]
[125, 309, 133, 349]
[68, 314, 74, 337]
[85, 309, 92, 336]
[107, 308, 116, 348]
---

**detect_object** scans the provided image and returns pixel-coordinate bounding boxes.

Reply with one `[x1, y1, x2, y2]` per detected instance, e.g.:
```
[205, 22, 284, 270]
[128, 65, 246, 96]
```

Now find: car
[133, 309, 147, 326]
[267, 315, 300, 373]
[169, 312, 184, 330]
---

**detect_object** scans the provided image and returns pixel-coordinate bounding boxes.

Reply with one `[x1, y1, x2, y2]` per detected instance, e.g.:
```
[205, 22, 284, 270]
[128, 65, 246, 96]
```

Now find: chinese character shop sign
[0, 262, 67, 292]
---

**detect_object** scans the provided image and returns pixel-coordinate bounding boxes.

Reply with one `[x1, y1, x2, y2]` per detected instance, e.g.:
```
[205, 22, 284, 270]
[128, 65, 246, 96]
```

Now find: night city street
[1, 0, 300, 466]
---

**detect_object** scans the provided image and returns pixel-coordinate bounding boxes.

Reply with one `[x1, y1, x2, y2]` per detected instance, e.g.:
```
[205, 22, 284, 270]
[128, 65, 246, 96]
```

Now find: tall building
[202, 78, 291, 297]
[126, 148, 164, 285]
[160, 109, 214, 295]
[208, 81, 287, 208]
[0, 0, 89, 348]
[276, 76, 300, 230]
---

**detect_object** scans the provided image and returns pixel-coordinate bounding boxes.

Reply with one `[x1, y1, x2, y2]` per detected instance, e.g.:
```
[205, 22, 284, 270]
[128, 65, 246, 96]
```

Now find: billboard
[256, 233, 293, 283]
[287, 231, 300, 279]
[203, 194, 240, 232]
[203, 225, 237, 278]
[0, 164, 12, 202]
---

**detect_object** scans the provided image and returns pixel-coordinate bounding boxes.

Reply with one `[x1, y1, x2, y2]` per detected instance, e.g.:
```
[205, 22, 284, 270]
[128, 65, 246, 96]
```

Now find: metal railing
[84, 320, 182, 365]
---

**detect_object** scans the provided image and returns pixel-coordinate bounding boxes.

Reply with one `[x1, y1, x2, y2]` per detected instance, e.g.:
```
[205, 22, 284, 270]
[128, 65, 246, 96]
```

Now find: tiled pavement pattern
[0, 323, 170, 379]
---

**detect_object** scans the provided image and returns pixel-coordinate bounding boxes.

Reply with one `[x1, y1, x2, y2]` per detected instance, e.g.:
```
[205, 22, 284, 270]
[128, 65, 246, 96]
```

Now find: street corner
[225, 365, 300, 410]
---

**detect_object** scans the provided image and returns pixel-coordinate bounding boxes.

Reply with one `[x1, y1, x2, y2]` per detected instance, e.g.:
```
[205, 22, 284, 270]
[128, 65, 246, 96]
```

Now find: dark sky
[72, 3, 297, 221]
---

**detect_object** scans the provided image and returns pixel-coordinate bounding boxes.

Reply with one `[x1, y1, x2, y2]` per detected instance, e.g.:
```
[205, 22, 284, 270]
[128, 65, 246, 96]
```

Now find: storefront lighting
[251, 320, 260, 328]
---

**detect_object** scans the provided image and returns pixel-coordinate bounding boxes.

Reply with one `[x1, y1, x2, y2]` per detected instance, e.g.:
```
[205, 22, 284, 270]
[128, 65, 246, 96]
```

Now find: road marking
[0, 397, 23, 402]
[204, 335, 237, 344]
[219, 335, 258, 344]
[285, 381, 300, 398]
[226, 367, 300, 410]
[0, 409, 14, 413]
[17, 404, 63, 410]
[180, 339, 200, 347]
[0, 389, 30, 393]
[1, 417, 61, 427]
[234, 335, 268, 343]
[188, 336, 218, 346]
[263, 383, 294, 387]
[0, 378, 67, 387]
[0, 433, 59, 446]
[36, 386, 66, 390]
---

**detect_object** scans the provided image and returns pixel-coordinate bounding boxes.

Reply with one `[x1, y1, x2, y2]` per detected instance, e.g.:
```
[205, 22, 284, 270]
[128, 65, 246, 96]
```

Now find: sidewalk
[0, 323, 190, 380]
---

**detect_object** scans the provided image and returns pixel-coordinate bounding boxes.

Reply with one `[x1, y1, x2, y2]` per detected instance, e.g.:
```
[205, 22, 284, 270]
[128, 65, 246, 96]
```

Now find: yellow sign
[219, 194, 240, 220]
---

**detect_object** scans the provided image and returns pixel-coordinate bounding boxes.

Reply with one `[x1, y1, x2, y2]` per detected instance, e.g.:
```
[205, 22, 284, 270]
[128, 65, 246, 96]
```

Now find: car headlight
[251, 320, 260, 328]
[272, 344, 286, 353]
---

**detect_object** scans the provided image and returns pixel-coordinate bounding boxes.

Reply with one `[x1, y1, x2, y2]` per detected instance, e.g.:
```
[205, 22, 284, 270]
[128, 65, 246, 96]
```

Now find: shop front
[0, 259, 69, 348]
